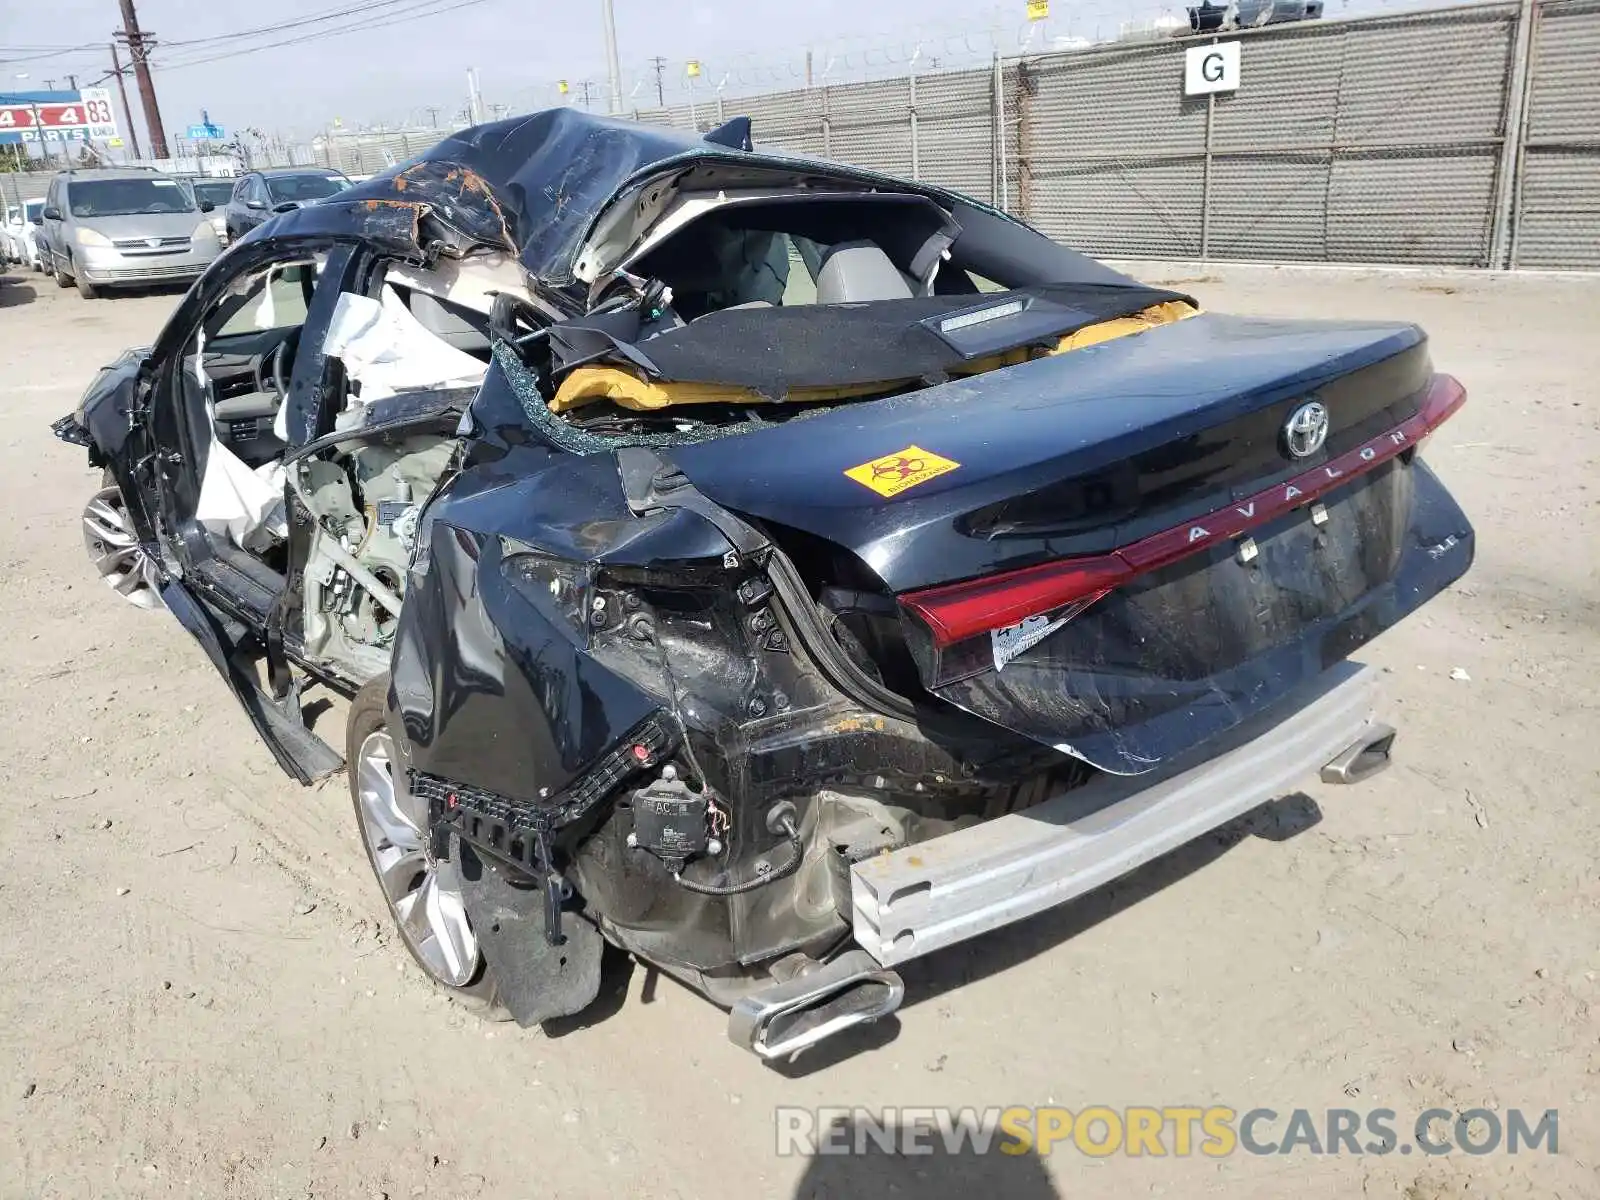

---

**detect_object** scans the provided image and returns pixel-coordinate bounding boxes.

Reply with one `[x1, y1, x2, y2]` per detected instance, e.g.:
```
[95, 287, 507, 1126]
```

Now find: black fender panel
[390, 522, 661, 806]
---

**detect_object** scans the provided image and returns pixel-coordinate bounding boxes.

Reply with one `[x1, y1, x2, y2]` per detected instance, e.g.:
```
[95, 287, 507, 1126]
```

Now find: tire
[346, 676, 505, 1016]
[54, 257, 73, 288]
[76, 273, 99, 300]
[82, 467, 163, 610]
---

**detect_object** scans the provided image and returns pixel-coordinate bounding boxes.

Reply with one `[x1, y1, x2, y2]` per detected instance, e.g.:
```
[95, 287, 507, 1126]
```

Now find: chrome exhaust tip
[1320, 723, 1396, 785]
[729, 949, 904, 1060]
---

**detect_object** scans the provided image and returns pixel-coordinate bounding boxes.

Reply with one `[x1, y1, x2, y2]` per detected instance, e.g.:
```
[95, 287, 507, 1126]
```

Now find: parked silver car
[39, 168, 223, 299]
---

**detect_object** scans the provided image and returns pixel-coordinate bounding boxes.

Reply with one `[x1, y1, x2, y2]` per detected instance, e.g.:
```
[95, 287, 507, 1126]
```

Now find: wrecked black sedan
[56, 110, 1473, 1059]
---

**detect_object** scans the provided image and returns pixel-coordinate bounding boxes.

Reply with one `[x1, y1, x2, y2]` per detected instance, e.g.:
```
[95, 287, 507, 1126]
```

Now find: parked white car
[4, 200, 46, 270]
[2, 204, 21, 263]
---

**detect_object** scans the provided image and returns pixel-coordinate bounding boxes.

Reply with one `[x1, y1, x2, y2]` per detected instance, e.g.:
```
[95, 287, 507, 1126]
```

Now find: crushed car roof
[287, 111, 721, 284]
[270, 108, 953, 288]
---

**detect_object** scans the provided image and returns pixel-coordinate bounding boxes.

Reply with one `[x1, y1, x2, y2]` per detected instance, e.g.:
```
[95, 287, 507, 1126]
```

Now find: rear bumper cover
[851, 660, 1385, 967]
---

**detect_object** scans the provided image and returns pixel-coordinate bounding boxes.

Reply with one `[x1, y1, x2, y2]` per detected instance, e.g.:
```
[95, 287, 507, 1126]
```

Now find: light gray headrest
[815, 241, 914, 304]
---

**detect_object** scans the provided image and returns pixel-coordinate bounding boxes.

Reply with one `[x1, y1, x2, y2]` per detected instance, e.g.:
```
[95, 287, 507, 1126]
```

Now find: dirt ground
[0, 261, 1596, 1200]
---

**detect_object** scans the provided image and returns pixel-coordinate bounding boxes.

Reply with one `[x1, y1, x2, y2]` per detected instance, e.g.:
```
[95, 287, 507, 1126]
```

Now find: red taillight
[1418, 372, 1467, 426]
[902, 373, 1466, 648]
[900, 555, 1128, 647]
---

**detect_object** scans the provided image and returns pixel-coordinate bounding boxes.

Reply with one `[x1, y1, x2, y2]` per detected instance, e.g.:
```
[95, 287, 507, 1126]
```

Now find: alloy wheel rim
[355, 730, 480, 988]
[81, 485, 162, 610]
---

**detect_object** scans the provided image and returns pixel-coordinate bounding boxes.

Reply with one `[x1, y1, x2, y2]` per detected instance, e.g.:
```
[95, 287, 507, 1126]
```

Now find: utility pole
[107, 42, 143, 159]
[424, 105, 441, 128]
[649, 56, 666, 107]
[466, 68, 484, 123]
[28, 99, 51, 170]
[116, 0, 169, 158]
[44, 78, 58, 91]
[579, 80, 594, 110]
[600, 0, 622, 114]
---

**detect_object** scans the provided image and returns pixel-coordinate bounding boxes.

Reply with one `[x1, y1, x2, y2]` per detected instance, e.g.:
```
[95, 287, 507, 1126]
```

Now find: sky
[2, 0, 1406, 147]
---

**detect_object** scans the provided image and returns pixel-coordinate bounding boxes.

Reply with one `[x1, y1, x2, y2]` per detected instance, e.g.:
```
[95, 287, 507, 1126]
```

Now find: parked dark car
[223, 166, 351, 241]
[184, 177, 238, 246]
[52, 110, 1473, 1061]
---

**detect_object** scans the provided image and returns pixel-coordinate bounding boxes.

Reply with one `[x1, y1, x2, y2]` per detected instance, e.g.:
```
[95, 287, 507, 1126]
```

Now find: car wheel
[82, 469, 163, 610]
[54, 258, 73, 288]
[347, 677, 505, 1015]
[76, 274, 99, 299]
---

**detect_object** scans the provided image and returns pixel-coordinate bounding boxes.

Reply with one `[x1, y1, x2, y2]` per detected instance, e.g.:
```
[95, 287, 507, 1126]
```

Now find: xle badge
[844, 445, 960, 498]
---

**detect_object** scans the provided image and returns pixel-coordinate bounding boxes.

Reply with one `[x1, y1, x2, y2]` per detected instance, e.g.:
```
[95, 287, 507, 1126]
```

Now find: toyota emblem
[145, 237, 162, 248]
[1282, 400, 1330, 459]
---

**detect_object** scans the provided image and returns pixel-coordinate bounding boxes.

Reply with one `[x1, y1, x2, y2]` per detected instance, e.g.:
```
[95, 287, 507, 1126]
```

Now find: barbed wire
[323, 0, 1472, 135]
[512, 0, 1460, 117]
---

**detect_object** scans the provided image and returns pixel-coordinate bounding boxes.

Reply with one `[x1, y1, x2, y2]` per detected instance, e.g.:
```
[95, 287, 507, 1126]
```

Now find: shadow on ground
[898, 791, 1322, 1011]
[0, 276, 37, 308]
[791, 1113, 1061, 1199]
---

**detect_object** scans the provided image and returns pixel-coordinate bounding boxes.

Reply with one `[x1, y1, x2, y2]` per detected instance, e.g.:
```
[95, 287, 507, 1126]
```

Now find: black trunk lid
[667, 312, 1473, 773]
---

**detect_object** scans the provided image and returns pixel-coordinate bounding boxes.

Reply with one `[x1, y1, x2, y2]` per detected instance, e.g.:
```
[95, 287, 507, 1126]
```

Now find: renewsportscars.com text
[775, 1106, 1559, 1158]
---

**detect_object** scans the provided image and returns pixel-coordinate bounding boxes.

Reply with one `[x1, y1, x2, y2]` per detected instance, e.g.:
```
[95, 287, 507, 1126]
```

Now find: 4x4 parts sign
[0, 89, 119, 145]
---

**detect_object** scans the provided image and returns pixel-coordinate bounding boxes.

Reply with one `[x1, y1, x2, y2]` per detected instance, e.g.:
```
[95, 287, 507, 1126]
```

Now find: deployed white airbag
[323, 286, 487, 404]
[197, 443, 286, 553]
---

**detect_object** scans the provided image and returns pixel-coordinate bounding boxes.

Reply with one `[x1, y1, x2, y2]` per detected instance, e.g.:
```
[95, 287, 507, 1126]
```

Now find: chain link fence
[315, 130, 449, 178]
[624, 0, 1596, 270]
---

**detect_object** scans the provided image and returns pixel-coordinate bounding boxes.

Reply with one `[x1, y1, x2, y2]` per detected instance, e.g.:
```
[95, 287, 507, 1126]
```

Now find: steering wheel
[255, 328, 301, 399]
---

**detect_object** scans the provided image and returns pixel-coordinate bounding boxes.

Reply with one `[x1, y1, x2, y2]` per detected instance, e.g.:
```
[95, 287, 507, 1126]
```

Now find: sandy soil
[0, 262, 1596, 1200]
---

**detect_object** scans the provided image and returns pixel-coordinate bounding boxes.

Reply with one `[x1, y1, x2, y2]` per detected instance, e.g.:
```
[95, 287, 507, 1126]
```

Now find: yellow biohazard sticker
[844, 445, 961, 498]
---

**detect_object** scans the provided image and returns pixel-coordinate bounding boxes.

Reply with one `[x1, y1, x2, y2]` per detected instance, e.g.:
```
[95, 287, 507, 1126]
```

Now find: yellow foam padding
[549, 300, 1200, 413]
[1053, 299, 1199, 352]
[547, 370, 903, 413]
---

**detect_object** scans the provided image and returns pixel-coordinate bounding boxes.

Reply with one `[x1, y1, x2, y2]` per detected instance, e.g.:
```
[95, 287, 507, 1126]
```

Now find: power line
[155, 0, 493, 72]
[163, 0, 427, 49]
[0, 45, 103, 66]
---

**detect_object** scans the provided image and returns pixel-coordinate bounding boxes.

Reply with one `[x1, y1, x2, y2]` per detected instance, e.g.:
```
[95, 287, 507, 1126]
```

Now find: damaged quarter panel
[390, 386, 733, 803]
[398, 375, 1020, 974]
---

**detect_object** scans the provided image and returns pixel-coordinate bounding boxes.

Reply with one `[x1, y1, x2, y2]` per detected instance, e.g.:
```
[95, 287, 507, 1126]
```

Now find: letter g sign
[1185, 41, 1241, 95]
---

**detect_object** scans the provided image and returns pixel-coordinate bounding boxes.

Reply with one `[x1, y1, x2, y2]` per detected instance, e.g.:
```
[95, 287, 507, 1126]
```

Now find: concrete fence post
[993, 52, 1009, 211]
[909, 72, 920, 181]
[1490, 0, 1538, 268]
